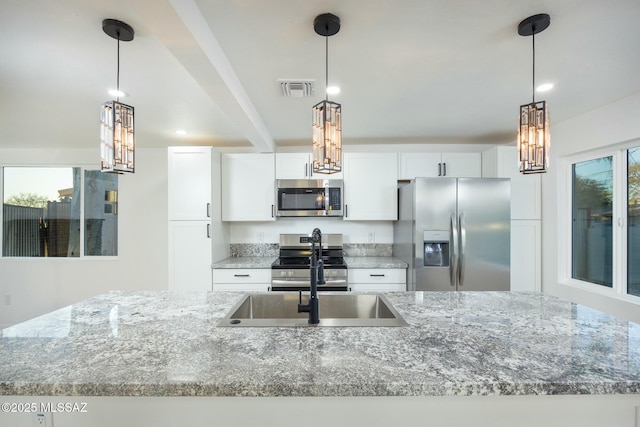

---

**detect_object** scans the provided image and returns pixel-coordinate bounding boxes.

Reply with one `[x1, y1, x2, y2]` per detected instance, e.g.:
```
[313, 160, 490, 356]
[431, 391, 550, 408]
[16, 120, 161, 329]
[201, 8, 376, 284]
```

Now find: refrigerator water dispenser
[423, 230, 449, 267]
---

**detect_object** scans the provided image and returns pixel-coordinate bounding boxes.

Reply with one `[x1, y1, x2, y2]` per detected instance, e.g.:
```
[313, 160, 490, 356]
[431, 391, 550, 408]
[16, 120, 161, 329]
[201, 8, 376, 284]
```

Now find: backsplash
[229, 243, 392, 257]
[230, 244, 278, 257]
[343, 244, 392, 257]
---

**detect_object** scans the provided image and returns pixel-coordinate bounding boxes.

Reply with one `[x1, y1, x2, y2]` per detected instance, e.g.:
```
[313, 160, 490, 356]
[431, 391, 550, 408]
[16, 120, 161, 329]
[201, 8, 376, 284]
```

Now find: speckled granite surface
[1, 291, 639, 397]
[345, 257, 408, 269]
[212, 256, 276, 269]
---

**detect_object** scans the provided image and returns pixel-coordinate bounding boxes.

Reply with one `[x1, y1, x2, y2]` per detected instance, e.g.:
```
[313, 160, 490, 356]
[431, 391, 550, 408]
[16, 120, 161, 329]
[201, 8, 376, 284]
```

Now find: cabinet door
[398, 153, 442, 179]
[510, 220, 541, 292]
[441, 153, 482, 178]
[168, 221, 212, 291]
[222, 154, 275, 221]
[344, 153, 398, 220]
[168, 147, 211, 220]
[275, 153, 312, 179]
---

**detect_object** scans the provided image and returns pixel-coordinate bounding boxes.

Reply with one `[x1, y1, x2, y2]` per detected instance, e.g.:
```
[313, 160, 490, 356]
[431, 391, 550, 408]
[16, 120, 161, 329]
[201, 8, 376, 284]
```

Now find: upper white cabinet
[482, 146, 541, 220]
[275, 153, 343, 180]
[398, 152, 482, 179]
[222, 153, 276, 221]
[168, 147, 212, 220]
[343, 153, 398, 220]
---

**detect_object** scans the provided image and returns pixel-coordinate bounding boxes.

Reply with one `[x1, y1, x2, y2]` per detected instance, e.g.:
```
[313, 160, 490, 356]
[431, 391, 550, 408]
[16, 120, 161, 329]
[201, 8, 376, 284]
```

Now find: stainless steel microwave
[276, 179, 343, 217]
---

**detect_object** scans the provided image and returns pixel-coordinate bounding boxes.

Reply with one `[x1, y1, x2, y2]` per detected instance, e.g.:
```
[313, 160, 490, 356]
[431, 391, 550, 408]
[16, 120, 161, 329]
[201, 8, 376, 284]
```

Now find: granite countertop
[212, 256, 277, 269]
[344, 256, 407, 268]
[1, 291, 639, 397]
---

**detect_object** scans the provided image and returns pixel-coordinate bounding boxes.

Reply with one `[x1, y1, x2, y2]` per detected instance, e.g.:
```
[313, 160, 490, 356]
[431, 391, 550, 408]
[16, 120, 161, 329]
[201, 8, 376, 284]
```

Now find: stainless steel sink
[218, 293, 408, 327]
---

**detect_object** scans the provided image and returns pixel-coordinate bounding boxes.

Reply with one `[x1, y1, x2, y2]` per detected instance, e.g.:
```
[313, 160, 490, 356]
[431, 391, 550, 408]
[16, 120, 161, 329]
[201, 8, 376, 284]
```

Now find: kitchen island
[1, 291, 639, 426]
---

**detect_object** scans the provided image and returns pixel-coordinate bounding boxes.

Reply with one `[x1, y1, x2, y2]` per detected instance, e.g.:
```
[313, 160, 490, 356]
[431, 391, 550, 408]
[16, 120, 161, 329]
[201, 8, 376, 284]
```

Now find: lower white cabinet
[348, 269, 406, 292]
[168, 221, 212, 292]
[212, 269, 271, 291]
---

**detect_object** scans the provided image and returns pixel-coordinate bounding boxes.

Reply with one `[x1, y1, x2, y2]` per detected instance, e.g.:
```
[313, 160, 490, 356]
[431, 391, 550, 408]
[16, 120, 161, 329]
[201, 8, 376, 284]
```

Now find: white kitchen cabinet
[168, 221, 212, 291]
[212, 269, 271, 291]
[168, 147, 212, 220]
[398, 152, 482, 179]
[168, 146, 229, 292]
[348, 268, 406, 291]
[222, 153, 275, 221]
[510, 220, 541, 292]
[343, 153, 398, 220]
[275, 153, 343, 180]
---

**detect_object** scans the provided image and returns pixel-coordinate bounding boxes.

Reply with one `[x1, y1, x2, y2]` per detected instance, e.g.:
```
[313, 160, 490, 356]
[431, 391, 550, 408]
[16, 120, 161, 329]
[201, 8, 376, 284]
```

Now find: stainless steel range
[271, 234, 348, 291]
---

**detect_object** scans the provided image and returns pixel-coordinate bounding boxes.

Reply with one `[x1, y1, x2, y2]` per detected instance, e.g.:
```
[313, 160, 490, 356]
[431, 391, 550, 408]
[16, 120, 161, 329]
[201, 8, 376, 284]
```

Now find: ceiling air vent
[278, 79, 315, 98]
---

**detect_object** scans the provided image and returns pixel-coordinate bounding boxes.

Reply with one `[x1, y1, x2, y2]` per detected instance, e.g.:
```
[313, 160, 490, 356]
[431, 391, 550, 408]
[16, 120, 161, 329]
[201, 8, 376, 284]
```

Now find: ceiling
[2, 0, 640, 152]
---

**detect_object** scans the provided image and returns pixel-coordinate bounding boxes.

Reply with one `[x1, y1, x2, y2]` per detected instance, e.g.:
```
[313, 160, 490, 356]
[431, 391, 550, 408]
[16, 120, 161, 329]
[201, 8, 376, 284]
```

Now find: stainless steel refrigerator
[394, 178, 510, 291]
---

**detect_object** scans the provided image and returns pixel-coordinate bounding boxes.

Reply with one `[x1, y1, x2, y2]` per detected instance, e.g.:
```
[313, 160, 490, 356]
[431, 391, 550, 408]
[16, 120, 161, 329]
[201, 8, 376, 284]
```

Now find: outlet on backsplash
[368, 232, 375, 243]
[257, 232, 264, 243]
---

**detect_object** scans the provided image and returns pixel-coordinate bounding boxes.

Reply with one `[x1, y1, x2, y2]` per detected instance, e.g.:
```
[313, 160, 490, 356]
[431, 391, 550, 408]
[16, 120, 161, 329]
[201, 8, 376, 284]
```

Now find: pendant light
[100, 19, 135, 174]
[312, 13, 342, 175]
[517, 14, 551, 174]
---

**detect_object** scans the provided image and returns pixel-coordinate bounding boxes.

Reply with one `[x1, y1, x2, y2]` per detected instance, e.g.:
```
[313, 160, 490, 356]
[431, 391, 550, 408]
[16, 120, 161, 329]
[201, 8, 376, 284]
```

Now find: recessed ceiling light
[175, 130, 187, 136]
[108, 89, 128, 97]
[536, 83, 554, 92]
[326, 86, 340, 95]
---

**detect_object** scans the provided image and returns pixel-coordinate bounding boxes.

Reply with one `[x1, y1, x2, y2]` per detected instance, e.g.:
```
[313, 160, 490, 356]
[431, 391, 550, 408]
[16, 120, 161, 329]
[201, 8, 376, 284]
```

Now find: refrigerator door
[456, 178, 511, 291]
[414, 178, 458, 291]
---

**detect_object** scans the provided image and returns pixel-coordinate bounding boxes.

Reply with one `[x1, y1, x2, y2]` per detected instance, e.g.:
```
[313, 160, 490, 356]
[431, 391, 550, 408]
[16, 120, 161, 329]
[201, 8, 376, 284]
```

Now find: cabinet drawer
[348, 269, 406, 284]
[213, 269, 271, 284]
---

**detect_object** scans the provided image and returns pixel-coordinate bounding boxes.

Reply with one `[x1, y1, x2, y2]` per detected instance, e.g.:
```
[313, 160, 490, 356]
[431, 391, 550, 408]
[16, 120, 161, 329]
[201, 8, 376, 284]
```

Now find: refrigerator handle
[450, 215, 458, 288]
[459, 212, 467, 287]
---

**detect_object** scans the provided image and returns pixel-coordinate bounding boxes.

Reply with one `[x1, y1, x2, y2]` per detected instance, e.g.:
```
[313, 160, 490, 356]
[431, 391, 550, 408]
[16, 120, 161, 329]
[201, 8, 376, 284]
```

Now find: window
[2, 167, 118, 258]
[567, 144, 640, 299]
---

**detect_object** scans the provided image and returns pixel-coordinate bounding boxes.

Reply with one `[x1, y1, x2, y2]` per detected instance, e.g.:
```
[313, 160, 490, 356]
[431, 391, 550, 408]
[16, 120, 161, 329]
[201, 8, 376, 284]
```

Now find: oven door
[275, 179, 343, 217]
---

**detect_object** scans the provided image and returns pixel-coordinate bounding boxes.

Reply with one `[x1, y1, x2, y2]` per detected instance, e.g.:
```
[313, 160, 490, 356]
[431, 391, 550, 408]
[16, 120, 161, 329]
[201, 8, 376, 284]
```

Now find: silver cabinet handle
[305, 163, 308, 177]
[234, 274, 250, 277]
[206, 223, 211, 238]
[459, 212, 466, 287]
[450, 215, 458, 288]
[271, 204, 275, 217]
[206, 202, 211, 218]
[345, 204, 348, 217]
[369, 274, 385, 277]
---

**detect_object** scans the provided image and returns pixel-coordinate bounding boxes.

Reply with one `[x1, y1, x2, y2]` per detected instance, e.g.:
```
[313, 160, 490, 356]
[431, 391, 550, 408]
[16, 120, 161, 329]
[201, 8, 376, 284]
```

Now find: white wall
[0, 148, 168, 328]
[542, 92, 640, 322]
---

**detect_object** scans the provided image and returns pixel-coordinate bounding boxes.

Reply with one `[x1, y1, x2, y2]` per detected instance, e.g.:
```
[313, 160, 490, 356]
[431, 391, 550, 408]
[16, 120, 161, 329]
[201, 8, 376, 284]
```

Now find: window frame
[561, 140, 638, 303]
[0, 164, 118, 260]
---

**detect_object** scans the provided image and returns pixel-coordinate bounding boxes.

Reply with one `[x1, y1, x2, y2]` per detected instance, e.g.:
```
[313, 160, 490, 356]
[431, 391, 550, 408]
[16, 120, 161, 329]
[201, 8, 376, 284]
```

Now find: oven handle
[270, 279, 348, 287]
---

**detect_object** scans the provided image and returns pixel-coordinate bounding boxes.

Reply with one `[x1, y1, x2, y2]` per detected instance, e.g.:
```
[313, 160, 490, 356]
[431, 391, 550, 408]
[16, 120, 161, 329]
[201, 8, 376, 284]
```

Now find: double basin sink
[218, 293, 408, 327]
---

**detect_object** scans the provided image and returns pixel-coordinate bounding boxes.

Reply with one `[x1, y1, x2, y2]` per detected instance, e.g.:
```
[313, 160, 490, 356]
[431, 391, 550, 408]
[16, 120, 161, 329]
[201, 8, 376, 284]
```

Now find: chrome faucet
[298, 228, 323, 324]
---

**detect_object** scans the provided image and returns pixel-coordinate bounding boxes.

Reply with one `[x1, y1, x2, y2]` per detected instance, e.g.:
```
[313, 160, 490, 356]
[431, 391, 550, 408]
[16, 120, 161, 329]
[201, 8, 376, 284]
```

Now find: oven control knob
[288, 271, 293, 277]
[280, 271, 286, 277]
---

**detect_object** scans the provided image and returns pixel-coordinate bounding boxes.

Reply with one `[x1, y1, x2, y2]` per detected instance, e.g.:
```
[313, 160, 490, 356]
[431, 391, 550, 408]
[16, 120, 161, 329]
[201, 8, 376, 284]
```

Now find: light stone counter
[212, 256, 277, 269]
[344, 256, 408, 269]
[1, 291, 639, 398]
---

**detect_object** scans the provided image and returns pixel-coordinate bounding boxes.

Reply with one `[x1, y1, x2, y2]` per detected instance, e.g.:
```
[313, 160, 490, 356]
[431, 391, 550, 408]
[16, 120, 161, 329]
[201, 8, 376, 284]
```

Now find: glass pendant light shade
[312, 99, 342, 173]
[517, 14, 551, 174]
[101, 19, 135, 174]
[101, 100, 135, 173]
[312, 13, 342, 175]
[518, 100, 549, 174]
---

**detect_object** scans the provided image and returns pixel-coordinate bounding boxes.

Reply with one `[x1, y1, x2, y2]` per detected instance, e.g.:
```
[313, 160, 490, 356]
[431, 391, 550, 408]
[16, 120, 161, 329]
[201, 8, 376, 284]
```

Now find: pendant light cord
[531, 28, 536, 104]
[325, 32, 329, 101]
[116, 34, 121, 102]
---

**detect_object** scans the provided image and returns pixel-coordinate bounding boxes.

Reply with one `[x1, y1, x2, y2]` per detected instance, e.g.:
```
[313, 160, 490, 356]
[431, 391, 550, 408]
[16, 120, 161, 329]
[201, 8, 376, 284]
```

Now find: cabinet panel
[168, 147, 211, 220]
[343, 153, 397, 220]
[398, 152, 481, 179]
[441, 153, 482, 178]
[213, 269, 271, 284]
[168, 221, 212, 291]
[222, 154, 275, 221]
[510, 220, 541, 292]
[348, 268, 407, 292]
[275, 153, 343, 180]
[398, 153, 442, 179]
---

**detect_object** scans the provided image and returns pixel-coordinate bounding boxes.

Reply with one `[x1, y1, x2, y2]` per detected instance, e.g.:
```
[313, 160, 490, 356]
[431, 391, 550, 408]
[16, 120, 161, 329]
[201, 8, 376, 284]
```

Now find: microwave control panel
[328, 187, 341, 211]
